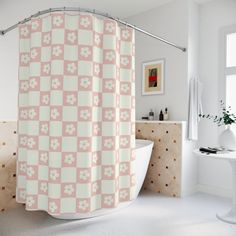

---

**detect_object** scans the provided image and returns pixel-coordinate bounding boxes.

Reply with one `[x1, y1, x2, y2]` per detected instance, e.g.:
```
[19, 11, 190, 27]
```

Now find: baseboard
[181, 185, 198, 197]
[196, 184, 231, 198]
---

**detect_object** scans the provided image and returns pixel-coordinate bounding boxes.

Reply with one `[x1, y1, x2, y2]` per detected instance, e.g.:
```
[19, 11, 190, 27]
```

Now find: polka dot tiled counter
[136, 121, 196, 198]
[0, 121, 21, 212]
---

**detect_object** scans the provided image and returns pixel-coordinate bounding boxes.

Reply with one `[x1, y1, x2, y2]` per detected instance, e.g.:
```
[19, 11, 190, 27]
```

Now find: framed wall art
[142, 59, 165, 95]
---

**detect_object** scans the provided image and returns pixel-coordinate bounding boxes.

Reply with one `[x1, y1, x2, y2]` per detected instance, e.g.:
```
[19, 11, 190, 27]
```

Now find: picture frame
[142, 59, 165, 95]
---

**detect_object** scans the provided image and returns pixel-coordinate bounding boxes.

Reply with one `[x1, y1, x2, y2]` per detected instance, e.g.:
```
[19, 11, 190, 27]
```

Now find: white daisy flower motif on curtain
[53, 16, 63, 27]
[51, 78, 61, 89]
[105, 110, 114, 120]
[41, 123, 48, 134]
[94, 64, 100, 75]
[29, 78, 37, 88]
[43, 34, 51, 44]
[64, 184, 74, 196]
[64, 154, 75, 165]
[66, 94, 76, 105]
[105, 80, 115, 90]
[65, 124, 76, 135]
[27, 166, 35, 177]
[67, 62, 76, 74]
[28, 109, 37, 119]
[80, 109, 90, 120]
[31, 21, 39, 30]
[122, 30, 130, 40]
[92, 182, 99, 193]
[20, 163, 26, 173]
[104, 139, 114, 149]
[43, 64, 50, 74]
[20, 136, 27, 146]
[20, 27, 29, 37]
[27, 137, 36, 149]
[40, 182, 47, 193]
[80, 17, 91, 28]
[19, 191, 26, 200]
[50, 169, 59, 181]
[20, 81, 29, 91]
[42, 94, 49, 105]
[26, 196, 35, 207]
[40, 153, 48, 163]
[30, 49, 38, 59]
[120, 137, 128, 147]
[80, 47, 91, 58]
[120, 163, 128, 173]
[51, 108, 59, 119]
[93, 124, 100, 135]
[94, 34, 101, 45]
[49, 201, 58, 213]
[21, 54, 30, 64]
[79, 170, 90, 180]
[104, 195, 114, 206]
[50, 139, 60, 150]
[80, 77, 91, 88]
[78, 200, 89, 211]
[120, 190, 128, 200]
[79, 140, 90, 150]
[92, 153, 99, 164]
[93, 95, 100, 106]
[121, 111, 129, 121]
[121, 57, 130, 66]
[105, 51, 115, 62]
[67, 32, 76, 43]
[104, 167, 114, 177]
[105, 22, 115, 33]
[52, 46, 62, 57]
[20, 109, 28, 119]
[121, 83, 130, 93]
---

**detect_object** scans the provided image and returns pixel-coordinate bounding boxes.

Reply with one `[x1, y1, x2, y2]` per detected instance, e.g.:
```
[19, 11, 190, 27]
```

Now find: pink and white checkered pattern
[16, 13, 135, 215]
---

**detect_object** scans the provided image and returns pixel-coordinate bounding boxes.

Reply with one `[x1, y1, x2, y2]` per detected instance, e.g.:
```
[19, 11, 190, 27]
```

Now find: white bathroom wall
[198, 0, 236, 197]
[126, 0, 189, 121]
[182, 0, 200, 196]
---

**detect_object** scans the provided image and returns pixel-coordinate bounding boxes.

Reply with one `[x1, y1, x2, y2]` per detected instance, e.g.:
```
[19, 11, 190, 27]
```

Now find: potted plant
[199, 100, 236, 150]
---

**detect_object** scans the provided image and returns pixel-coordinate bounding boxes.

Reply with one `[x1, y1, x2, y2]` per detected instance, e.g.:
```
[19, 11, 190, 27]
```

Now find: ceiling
[59, 0, 175, 18]
[60, 0, 215, 18]
[0, 0, 216, 21]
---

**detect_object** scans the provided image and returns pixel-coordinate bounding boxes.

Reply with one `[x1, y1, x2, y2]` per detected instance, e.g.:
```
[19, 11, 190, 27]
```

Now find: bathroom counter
[135, 121, 196, 198]
[136, 120, 186, 124]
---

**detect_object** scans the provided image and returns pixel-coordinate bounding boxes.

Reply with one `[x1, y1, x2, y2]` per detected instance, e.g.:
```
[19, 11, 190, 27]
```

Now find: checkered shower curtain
[16, 12, 135, 215]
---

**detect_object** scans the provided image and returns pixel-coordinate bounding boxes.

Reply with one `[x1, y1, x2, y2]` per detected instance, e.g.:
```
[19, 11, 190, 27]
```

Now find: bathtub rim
[135, 139, 154, 149]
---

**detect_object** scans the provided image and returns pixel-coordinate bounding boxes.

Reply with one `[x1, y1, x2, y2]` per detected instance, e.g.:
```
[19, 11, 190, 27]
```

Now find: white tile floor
[1, 191, 236, 236]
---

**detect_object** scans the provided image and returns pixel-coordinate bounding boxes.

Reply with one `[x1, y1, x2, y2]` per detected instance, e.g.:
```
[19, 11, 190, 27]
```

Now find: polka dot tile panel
[0, 121, 21, 212]
[136, 122, 182, 197]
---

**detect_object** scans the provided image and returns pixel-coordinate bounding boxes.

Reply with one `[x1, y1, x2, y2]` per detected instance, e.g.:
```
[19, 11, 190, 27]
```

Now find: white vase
[219, 125, 236, 150]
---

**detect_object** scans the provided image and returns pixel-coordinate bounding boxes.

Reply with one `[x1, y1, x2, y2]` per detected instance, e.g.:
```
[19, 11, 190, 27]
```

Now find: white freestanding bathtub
[53, 139, 154, 220]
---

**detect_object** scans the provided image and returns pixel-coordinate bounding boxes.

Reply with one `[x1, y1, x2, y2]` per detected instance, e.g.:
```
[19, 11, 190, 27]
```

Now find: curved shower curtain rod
[0, 7, 187, 52]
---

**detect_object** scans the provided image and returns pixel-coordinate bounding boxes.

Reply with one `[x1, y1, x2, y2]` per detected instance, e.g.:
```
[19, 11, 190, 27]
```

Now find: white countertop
[136, 120, 186, 124]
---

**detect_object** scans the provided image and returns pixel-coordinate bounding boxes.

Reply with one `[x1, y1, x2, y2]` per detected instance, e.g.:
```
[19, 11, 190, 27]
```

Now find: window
[226, 33, 236, 67]
[225, 30, 236, 131]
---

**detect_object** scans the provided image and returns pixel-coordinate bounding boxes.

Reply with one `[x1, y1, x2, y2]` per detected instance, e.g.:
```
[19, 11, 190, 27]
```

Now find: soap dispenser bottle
[164, 107, 169, 121]
[149, 109, 154, 120]
[159, 110, 164, 121]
